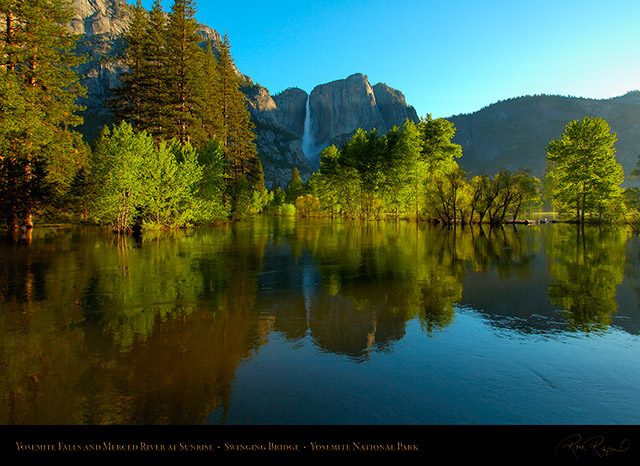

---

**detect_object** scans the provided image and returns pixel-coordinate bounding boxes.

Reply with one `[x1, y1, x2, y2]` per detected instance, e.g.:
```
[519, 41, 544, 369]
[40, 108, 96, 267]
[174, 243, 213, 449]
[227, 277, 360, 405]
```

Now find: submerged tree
[90, 122, 155, 232]
[90, 121, 212, 232]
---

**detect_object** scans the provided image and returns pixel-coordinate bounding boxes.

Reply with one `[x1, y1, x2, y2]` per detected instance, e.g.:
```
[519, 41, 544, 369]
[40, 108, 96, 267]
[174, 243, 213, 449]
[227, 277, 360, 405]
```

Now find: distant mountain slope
[449, 92, 640, 183]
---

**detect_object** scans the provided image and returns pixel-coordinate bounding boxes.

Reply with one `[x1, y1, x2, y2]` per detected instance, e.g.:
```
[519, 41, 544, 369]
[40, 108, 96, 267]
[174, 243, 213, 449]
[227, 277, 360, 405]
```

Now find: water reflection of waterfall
[302, 93, 314, 160]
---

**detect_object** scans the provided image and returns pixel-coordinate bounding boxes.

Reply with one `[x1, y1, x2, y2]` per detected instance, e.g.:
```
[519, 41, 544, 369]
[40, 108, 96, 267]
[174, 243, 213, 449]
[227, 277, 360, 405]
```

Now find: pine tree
[0, 0, 86, 230]
[196, 41, 224, 146]
[212, 33, 262, 217]
[215, 33, 258, 184]
[140, 0, 170, 140]
[285, 167, 305, 204]
[164, 0, 203, 144]
[112, 0, 149, 127]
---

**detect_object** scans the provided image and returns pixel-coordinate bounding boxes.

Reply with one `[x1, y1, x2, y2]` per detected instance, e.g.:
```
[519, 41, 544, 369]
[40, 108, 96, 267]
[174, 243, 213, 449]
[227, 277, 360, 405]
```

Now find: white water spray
[301, 93, 314, 160]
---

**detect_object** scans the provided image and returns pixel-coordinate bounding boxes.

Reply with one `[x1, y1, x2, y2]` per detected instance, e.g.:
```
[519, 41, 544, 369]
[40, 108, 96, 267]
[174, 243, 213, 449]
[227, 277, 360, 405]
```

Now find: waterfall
[301, 93, 314, 160]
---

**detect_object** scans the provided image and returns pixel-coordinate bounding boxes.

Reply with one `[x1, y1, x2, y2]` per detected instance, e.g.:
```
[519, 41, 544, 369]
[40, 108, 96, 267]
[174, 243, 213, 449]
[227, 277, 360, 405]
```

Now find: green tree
[418, 114, 462, 172]
[138, 139, 203, 229]
[427, 166, 468, 224]
[164, 0, 203, 144]
[112, 0, 149, 127]
[215, 34, 258, 182]
[196, 138, 230, 222]
[295, 194, 321, 217]
[311, 145, 343, 217]
[418, 115, 462, 220]
[383, 120, 422, 219]
[141, 0, 170, 139]
[196, 41, 224, 145]
[285, 167, 305, 204]
[546, 116, 624, 223]
[509, 171, 542, 221]
[0, 0, 86, 230]
[466, 175, 491, 223]
[213, 33, 261, 217]
[90, 122, 154, 232]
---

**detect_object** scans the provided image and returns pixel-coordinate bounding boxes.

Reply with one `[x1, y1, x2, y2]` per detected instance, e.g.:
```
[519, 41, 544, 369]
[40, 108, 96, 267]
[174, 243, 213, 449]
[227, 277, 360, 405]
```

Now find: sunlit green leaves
[546, 117, 624, 222]
[90, 121, 211, 231]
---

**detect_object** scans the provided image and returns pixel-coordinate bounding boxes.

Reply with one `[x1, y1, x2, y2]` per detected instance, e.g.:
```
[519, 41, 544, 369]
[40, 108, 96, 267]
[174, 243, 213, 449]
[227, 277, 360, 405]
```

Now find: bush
[280, 203, 296, 216]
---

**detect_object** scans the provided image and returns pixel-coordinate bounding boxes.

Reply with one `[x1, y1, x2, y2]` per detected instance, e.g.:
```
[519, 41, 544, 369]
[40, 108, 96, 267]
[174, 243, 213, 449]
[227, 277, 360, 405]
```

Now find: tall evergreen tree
[285, 167, 305, 204]
[215, 33, 258, 184]
[112, 0, 149, 127]
[0, 0, 86, 230]
[164, 0, 203, 144]
[196, 41, 224, 145]
[140, 0, 170, 139]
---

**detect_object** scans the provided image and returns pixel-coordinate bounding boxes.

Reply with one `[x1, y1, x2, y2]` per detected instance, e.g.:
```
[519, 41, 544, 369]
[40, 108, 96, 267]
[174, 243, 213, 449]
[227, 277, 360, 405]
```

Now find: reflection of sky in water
[215, 221, 640, 425]
[216, 308, 640, 425]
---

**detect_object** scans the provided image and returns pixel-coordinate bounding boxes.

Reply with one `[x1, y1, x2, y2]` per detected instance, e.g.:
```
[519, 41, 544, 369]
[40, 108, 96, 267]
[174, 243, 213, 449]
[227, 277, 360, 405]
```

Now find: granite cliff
[251, 74, 419, 171]
[305, 74, 419, 166]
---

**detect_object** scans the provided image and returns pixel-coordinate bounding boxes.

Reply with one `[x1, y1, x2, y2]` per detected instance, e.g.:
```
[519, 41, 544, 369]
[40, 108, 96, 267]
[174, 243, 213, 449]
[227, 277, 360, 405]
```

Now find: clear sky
[132, 0, 640, 118]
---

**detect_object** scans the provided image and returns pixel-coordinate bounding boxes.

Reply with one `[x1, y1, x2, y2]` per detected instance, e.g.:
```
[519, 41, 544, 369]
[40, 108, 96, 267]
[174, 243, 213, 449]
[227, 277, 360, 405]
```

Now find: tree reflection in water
[0, 218, 635, 424]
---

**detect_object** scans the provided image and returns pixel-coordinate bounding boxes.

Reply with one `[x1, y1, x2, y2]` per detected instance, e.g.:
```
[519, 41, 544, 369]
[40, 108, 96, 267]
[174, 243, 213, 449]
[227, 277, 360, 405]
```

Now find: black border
[2, 424, 638, 462]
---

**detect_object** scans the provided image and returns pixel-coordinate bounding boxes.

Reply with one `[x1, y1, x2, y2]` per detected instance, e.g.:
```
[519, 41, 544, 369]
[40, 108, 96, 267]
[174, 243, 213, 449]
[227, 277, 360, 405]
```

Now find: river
[1, 216, 639, 425]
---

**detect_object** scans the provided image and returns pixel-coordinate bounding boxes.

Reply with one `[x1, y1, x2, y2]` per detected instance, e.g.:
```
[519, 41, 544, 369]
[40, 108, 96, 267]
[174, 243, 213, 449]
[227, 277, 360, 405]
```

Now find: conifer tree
[285, 167, 305, 204]
[0, 0, 86, 230]
[112, 0, 149, 127]
[164, 0, 203, 144]
[196, 41, 224, 145]
[139, 0, 170, 140]
[215, 33, 258, 184]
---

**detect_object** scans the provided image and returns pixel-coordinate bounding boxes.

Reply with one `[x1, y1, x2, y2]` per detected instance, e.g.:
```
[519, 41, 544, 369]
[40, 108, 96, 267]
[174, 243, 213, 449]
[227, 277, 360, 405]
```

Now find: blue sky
[132, 0, 640, 118]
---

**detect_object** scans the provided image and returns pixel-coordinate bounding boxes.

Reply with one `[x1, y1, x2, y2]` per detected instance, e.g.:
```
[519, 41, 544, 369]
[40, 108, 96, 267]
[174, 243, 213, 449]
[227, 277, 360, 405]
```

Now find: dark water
[1, 217, 640, 425]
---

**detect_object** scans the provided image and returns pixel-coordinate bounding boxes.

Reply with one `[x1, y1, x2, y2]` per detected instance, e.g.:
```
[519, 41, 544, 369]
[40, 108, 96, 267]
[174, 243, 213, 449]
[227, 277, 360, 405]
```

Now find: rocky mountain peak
[303, 73, 418, 163]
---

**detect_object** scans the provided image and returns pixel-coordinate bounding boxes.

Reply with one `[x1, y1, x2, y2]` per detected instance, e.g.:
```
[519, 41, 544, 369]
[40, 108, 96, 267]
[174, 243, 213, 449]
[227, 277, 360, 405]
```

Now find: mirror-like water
[1, 216, 639, 425]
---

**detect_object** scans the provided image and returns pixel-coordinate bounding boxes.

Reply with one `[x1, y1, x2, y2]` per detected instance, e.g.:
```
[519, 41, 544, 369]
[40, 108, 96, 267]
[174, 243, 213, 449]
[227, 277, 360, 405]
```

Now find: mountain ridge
[449, 91, 640, 183]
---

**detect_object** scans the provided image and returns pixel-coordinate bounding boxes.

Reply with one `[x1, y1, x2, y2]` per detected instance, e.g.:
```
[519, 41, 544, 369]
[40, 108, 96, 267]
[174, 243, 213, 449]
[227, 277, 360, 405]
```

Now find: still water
[1, 216, 640, 425]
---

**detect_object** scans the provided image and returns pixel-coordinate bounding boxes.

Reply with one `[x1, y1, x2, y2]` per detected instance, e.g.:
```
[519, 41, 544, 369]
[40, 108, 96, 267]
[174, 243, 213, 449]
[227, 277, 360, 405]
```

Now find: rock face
[449, 92, 640, 184]
[272, 88, 309, 138]
[69, 0, 130, 142]
[247, 75, 420, 179]
[306, 74, 419, 165]
[69, 0, 131, 36]
[243, 85, 312, 187]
